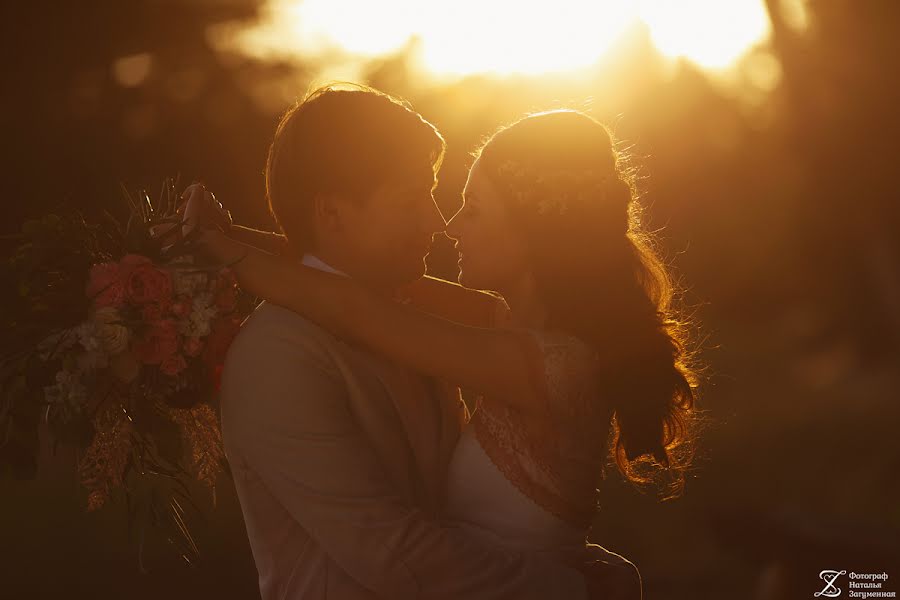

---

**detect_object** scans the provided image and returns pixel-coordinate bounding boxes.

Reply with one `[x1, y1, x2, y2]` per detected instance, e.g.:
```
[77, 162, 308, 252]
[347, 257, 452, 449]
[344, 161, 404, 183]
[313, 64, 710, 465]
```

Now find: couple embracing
[182, 83, 699, 599]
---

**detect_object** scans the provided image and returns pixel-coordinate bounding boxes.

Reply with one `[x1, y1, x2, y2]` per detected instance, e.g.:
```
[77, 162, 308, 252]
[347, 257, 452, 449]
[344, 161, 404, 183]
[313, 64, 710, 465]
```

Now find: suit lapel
[359, 351, 447, 515]
[320, 276, 498, 514]
[325, 341, 422, 504]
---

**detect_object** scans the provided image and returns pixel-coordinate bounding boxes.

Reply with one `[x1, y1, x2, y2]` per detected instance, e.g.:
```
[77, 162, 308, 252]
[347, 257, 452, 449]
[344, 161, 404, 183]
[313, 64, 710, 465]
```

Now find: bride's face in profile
[445, 157, 530, 292]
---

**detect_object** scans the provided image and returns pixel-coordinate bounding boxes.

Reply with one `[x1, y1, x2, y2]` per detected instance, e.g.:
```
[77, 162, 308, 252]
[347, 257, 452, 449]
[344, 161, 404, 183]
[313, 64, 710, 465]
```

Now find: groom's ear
[312, 192, 344, 232]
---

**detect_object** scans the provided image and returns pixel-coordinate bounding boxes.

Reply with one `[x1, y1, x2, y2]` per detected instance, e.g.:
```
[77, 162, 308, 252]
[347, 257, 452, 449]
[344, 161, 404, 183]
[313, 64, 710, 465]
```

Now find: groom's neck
[306, 248, 399, 296]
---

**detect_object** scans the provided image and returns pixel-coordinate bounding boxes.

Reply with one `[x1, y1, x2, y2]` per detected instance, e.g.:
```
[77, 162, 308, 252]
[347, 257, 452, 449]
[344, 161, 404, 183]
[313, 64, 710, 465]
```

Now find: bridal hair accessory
[496, 159, 611, 216]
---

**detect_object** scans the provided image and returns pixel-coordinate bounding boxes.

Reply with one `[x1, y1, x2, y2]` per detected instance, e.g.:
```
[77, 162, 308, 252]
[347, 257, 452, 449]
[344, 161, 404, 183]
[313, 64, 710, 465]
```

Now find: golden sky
[210, 0, 807, 79]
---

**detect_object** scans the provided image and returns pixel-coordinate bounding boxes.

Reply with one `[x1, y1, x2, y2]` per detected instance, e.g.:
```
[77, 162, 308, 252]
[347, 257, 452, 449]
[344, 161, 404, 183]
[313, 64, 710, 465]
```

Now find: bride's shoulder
[529, 328, 598, 365]
[520, 328, 601, 405]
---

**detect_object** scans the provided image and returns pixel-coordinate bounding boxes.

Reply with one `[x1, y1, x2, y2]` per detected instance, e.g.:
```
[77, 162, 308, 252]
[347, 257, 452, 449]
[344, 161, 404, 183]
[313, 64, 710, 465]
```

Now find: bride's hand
[179, 183, 233, 238]
[150, 183, 241, 263]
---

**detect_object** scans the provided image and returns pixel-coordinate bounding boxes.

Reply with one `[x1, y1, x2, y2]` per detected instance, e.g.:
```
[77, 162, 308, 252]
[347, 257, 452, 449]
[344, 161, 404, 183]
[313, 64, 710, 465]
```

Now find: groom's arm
[224, 316, 587, 600]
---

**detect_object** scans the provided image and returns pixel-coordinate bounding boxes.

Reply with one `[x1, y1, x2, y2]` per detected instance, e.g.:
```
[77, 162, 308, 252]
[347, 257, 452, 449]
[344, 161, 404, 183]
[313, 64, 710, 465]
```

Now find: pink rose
[132, 319, 178, 365]
[214, 269, 238, 313]
[141, 303, 163, 322]
[125, 263, 173, 305]
[119, 254, 152, 272]
[171, 296, 193, 318]
[160, 353, 187, 376]
[183, 336, 203, 357]
[86, 263, 125, 308]
[214, 286, 237, 313]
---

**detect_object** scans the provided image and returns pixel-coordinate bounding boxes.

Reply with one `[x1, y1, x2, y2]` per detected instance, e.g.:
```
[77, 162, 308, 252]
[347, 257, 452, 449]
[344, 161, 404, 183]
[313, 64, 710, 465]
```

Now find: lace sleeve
[515, 329, 601, 424]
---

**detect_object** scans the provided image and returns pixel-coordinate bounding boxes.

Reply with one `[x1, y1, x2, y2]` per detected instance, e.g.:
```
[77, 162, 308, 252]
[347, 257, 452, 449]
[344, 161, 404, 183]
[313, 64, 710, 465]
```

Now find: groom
[218, 84, 640, 599]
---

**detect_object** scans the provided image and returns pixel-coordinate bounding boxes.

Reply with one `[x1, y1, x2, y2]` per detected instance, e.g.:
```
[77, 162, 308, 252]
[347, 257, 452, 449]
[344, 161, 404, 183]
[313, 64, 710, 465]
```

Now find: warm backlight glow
[216, 0, 774, 77]
[635, 0, 772, 69]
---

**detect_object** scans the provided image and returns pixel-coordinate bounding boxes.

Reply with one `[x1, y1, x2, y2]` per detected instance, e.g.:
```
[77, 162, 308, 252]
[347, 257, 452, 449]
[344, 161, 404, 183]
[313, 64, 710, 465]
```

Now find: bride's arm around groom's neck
[227, 225, 289, 256]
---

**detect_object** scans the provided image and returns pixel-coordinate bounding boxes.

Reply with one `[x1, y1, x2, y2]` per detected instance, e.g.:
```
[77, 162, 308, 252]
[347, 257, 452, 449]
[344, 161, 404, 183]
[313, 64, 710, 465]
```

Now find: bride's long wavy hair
[475, 110, 704, 497]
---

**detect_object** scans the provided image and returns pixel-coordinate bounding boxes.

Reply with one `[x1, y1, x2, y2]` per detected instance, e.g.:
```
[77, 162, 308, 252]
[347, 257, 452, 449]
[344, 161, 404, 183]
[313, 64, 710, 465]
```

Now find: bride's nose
[423, 194, 447, 235]
[444, 205, 464, 240]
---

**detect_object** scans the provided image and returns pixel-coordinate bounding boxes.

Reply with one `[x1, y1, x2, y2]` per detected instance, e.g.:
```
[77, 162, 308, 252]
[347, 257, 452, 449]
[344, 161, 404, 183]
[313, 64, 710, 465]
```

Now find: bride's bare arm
[397, 275, 510, 329]
[202, 231, 542, 411]
[227, 225, 289, 256]
[176, 184, 288, 255]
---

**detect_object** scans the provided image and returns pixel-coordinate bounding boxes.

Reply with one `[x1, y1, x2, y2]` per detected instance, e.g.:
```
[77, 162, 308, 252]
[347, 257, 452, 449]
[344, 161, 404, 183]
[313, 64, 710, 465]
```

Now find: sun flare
[216, 0, 774, 77]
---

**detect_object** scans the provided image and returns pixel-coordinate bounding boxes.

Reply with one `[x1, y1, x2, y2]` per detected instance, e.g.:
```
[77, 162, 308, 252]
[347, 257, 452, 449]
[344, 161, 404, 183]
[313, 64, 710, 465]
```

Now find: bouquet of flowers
[0, 180, 256, 566]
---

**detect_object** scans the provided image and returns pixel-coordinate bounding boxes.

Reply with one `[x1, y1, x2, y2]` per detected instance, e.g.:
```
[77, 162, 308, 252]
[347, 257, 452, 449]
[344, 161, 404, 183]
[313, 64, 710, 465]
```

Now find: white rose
[76, 322, 101, 353]
[190, 317, 212, 338]
[173, 269, 209, 296]
[183, 292, 217, 337]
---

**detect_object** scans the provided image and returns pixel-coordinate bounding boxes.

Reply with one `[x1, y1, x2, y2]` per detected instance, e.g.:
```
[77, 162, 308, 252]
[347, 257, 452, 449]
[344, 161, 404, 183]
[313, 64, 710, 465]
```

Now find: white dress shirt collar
[301, 254, 348, 277]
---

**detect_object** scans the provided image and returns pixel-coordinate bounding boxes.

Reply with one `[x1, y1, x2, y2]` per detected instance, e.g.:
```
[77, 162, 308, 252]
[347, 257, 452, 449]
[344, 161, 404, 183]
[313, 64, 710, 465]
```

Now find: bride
[187, 108, 699, 582]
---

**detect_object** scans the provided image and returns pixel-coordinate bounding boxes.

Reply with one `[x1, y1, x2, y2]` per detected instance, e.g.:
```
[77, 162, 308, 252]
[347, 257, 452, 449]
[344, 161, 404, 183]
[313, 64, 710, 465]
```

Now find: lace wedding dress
[445, 329, 613, 553]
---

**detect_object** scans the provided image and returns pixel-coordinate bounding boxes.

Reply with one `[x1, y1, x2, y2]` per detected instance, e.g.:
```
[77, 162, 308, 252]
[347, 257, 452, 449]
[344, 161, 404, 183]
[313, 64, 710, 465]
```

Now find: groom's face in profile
[267, 87, 448, 288]
[315, 161, 445, 288]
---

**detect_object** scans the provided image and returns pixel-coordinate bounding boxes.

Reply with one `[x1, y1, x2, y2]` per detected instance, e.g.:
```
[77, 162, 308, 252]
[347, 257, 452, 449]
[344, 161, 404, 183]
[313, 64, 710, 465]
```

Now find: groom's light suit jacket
[220, 262, 609, 600]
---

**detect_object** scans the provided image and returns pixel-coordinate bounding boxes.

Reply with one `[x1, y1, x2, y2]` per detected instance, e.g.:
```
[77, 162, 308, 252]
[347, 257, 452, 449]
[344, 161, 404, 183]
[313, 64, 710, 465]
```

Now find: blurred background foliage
[2, 1, 898, 598]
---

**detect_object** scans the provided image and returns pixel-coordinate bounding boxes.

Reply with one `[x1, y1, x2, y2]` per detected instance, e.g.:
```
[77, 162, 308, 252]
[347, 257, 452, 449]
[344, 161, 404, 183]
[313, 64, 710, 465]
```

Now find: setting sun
[635, 0, 772, 68]
[215, 0, 774, 77]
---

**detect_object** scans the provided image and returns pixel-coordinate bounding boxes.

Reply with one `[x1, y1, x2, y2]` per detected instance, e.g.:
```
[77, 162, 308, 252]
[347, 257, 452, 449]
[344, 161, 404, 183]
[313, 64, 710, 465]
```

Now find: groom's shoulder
[229, 301, 337, 358]
[220, 303, 345, 438]
[240, 301, 327, 335]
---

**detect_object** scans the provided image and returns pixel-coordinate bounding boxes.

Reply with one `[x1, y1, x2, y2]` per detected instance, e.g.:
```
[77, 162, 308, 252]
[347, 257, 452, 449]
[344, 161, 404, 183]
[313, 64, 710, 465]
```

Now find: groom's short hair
[265, 83, 446, 252]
